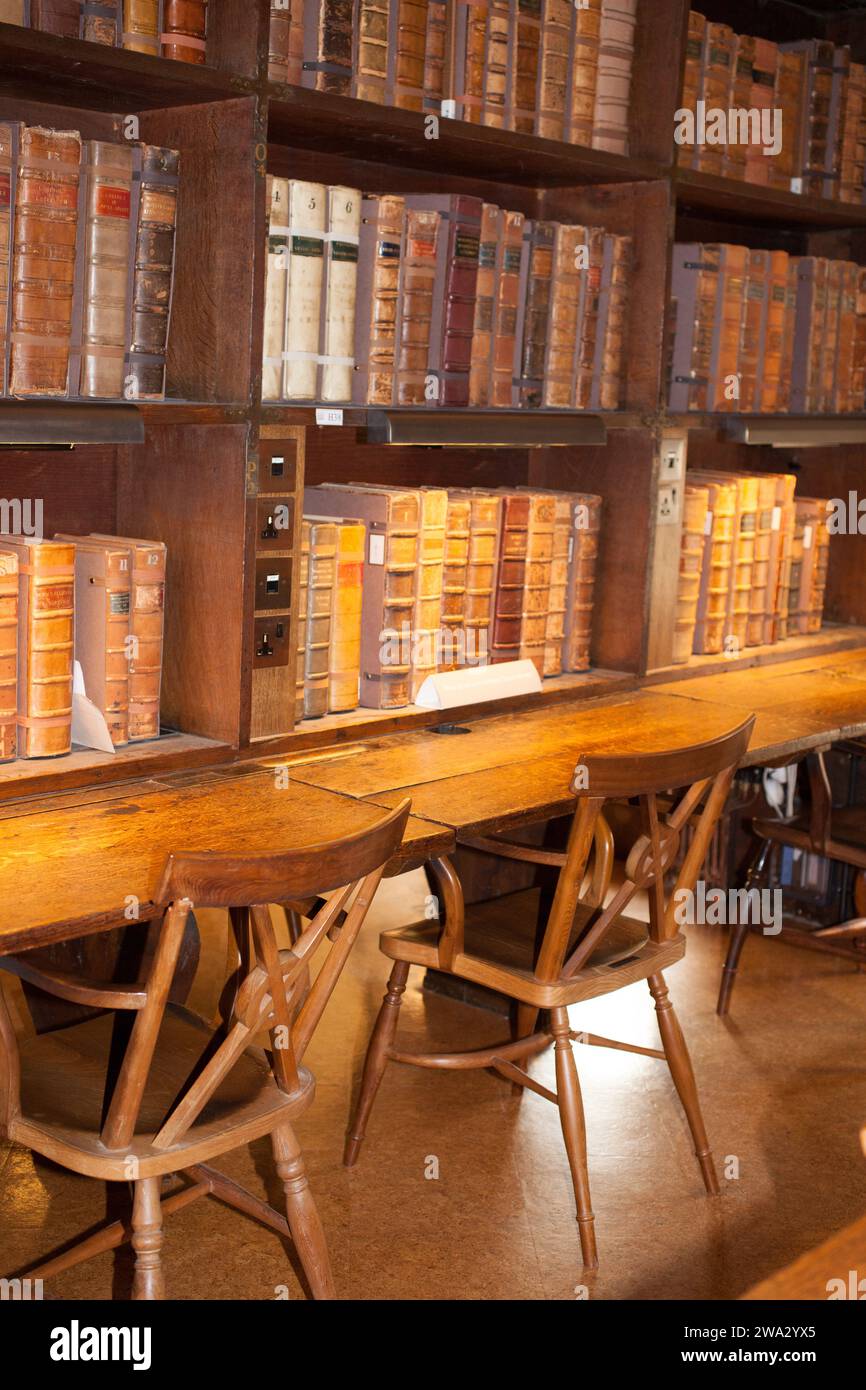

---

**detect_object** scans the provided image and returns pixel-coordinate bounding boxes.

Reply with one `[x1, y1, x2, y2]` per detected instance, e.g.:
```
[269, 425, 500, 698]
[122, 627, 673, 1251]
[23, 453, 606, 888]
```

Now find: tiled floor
[2, 871, 866, 1301]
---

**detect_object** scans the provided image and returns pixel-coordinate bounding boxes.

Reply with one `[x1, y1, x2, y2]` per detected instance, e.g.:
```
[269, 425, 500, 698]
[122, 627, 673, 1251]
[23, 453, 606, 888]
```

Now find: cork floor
[2, 872, 866, 1301]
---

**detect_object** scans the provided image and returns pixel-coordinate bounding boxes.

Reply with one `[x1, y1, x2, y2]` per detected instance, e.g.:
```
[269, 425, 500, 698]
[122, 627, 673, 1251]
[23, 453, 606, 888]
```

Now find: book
[352, 193, 404, 406]
[269, 2, 304, 85]
[746, 37, 778, 187]
[161, 0, 207, 64]
[762, 473, 796, 646]
[78, 139, 134, 399]
[54, 534, 132, 746]
[394, 203, 438, 405]
[522, 489, 572, 676]
[507, 0, 542, 136]
[690, 474, 736, 655]
[758, 250, 790, 413]
[295, 521, 310, 717]
[790, 256, 828, 414]
[774, 489, 797, 643]
[726, 31, 756, 180]
[517, 219, 554, 408]
[468, 202, 499, 407]
[89, 532, 166, 740]
[490, 208, 524, 408]
[593, 231, 631, 410]
[262, 176, 289, 402]
[354, 0, 390, 103]
[412, 487, 447, 696]
[562, 492, 601, 672]
[747, 474, 778, 647]
[536, 0, 572, 143]
[490, 492, 529, 663]
[10, 126, 81, 398]
[122, 0, 160, 56]
[447, 1, 489, 124]
[30, 0, 80, 35]
[302, 0, 353, 95]
[82, 0, 120, 43]
[672, 484, 709, 664]
[303, 519, 336, 717]
[422, 0, 447, 113]
[3, 536, 75, 758]
[738, 249, 768, 415]
[838, 60, 866, 204]
[455, 489, 499, 667]
[566, 0, 601, 148]
[574, 225, 604, 410]
[0, 122, 21, 397]
[696, 21, 736, 177]
[781, 40, 837, 197]
[771, 48, 806, 191]
[678, 10, 705, 169]
[440, 494, 471, 671]
[385, 0, 430, 111]
[304, 484, 419, 709]
[282, 180, 326, 401]
[320, 184, 361, 403]
[126, 144, 179, 402]
[834, 261, 859, 414]
[323, 517, 364, 711]
[405, 193, 481, 407]
[668, 243, 748, 414]
[0, 548, 17, 762]
[543, 222, 585, 409]
[853, 267, 866, 410]
[592, 0, 637, 156]
[0, 1, 26, 20]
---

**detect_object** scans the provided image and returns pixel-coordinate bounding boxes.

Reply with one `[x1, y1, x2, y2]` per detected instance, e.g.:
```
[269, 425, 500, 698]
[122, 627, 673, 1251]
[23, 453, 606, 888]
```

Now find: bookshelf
[0, 0, 865, 797]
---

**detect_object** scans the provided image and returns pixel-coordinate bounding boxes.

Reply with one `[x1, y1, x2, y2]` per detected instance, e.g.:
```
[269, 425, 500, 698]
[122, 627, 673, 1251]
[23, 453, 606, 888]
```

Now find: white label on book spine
[315, 408, 343, 426]
[369, 534, 385, 566]
[704, 510, 713, 535]
[803, 525, 813, 550]
[771, 506, 782, 531]
[441, 99, 457, 119]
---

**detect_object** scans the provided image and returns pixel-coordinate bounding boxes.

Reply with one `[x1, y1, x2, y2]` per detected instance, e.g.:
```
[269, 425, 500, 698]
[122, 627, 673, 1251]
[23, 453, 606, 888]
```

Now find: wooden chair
[344, 721, 753, 1268]
[718, 745, 866, 1017]
[0, 799, 410, 1300]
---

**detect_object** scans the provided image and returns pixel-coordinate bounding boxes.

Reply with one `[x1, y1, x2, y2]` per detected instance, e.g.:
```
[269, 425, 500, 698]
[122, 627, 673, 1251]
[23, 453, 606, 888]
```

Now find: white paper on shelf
[71, 660, 116, 754]
[414, 660, 543, 710]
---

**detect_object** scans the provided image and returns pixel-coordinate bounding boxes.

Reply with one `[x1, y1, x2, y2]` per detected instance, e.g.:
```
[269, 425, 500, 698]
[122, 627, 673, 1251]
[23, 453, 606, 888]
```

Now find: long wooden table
[4, 647, 866, 954]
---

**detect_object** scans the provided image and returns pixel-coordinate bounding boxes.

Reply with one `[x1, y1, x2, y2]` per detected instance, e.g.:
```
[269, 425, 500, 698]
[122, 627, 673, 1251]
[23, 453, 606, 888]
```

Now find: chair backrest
[0, 799, 410, 1153]
[533, 718, 755, 984]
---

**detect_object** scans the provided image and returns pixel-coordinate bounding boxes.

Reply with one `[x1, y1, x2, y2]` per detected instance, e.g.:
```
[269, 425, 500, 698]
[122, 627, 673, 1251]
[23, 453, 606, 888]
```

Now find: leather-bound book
[758, 251, 790, 414]
[536, 0, 572, 142]
[726, 473, 759, 651]
[746, 475, 778, 647]
[406, 193, 481, 407]
[775, 494, 796, 642]
[468, 202, 499, 407]
[126, 145, 179, 402]
[517, 219, 554, 408]
[835, 261, 859, 412]
[738, 250, 768, 415]
[262, 176, 289, 401]
[422, 0, 447, 112]
[693, 21, 735, 177]
[325, 518, 364, 712]
[592, 0, 637, 156]
[543, 223, 584, 409]
[823, 46, 850, 202]
[790, 498, 828, 636]
[89, 532, 165, 739]
[457, 489, 500, 666]
[386, 0, 431, 111]
[562, 492, 601, 672]
[592, 231, 631, 410]
[678, 10, 705, 169]
[4, 536, 75, 758]
[320, 184, 360, 403]
[507, 0, 542, 135]
[303, 520, 336, 718]
[490, 492, 529, 664]
[302, 0, 353, 95]
[304, 484, 419, 709]
[446, 1, 486, 123]
[354, 0, 390, 103]
[808, 503, 831, 634]
[394, 204, 439, 405]
[0, 1, 26, 21]
[790, 256, 828, 414]
[668, 242, 717, 413]
[565, 0, 601, 148]
[852, 267, 866, 411]
[0, 123, 21, 398]
[295, 521, 310, 718]
[30, 0, 80, 36]
[440, 495, 471, 671]
[519, 489, 570, 676]
[282, 180, 325, 401]
[722, 32, 753, 181]
[781, 40, 837, 197]
[161, 0, 207, 64]
[838, 61, 866, 204]
[672, 484, 709, 664]
[269, 1, 304, 84]
[353, 193, 404, 406]
[690, 474, 736, 655]
[574, 225, 604, 411]
[54, 535, 131, 746]
[484, 0, 510, 128]
[762, 473, 796, 645]
[79, 140, 134, 399]
[771, 49, 806, 190]
[122, 0, 160, 56]
[0, 549, 17, 762]
[490, 209, 525, 408]
[412, 487, 447, 696]
[712, 244, 748, 413]
[82, 1, 120, 43]
[10, 127, 81, 398]
[746, 38, 779, 188]
[778, 255, 800, 412]
[819, 259, 843, 413]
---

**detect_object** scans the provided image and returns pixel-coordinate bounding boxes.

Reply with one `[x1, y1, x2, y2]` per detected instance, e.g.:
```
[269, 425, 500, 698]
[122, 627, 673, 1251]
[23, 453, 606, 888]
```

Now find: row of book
[681, 13, 866, 203]
[264, 181, 631, 409]
[294, 483, 602, 718]
[0, 124, 179, 400]
[673, 471, 830, 664]
[668, 245, 866, 416]
[0, 533, 166, 762]
[269, 0, 638, 155]
[0, 1, 208, 63]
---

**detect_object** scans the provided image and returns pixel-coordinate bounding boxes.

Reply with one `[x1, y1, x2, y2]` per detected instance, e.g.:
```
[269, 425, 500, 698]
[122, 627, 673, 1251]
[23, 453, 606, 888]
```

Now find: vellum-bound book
[282, 180, 326, 401]
[3, 536, 75, 758]
[295, 522, 310, 718]
[89, 533, 166, 740]
[450, 489, 500, 668]
[319, 185, 360, 403]
[326, 518, 364, 712]
[490, 492, 530, 663]
[413, 487, 447, 696]
[0, 548, 18, 761]
[262, 176, 289, 402]
[303, 520, 337, 718]
[55, 535, 132, 747]
[79, 140, 134, 399]
[518, 492, 556, 677]
[440, 494, 471, 671]
[672, 485, 709, 664]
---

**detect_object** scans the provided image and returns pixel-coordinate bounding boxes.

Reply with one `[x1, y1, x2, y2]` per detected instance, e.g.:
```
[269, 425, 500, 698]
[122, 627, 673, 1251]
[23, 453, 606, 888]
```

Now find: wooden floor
[2, 875, 866, 1301]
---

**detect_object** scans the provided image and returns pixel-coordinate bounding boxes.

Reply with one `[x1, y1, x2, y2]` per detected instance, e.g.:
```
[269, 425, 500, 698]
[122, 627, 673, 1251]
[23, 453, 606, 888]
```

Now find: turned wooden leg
[717, 838, 771, 1017]
[550, 1006, 598, 1269]
[272, 1123, 335, 1300]
[131, 1176, 165, 1300]
[344, 960, 409, 1167]
[649, 972, 719, 1197]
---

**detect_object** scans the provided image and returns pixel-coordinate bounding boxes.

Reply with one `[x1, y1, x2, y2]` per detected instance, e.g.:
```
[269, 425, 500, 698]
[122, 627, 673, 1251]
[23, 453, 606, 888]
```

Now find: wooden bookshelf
[0, 0, 865, 797]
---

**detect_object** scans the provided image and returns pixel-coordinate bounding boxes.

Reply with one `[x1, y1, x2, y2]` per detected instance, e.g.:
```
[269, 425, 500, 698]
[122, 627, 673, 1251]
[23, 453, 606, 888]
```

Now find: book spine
[790, 256, 825, 414]
[820, 258, 842, 412]
[283, 179, 326, 401]
[823, 46, 849, 200]
[0, 123, 20, 398]
[729, 477, 758, 651]
[490, 209, 524, 408]
[593, 231, 631, 410]
[483, 0, 509, 128]
[303, 0, 353, 94]
[76, 545, 131, 746]
[592, 0, 637, 156]
[507, 0, 542, 136]
[747, 476, 777, 647]
[422, 194, 481, 408]
[574, 225, 604, 410]
[678, 9, 706, 169]
[463, 491, 499, 665]
[126, 144, 179, 402]
[422, 0, 447, 112]
[262, 176, 289, 402]
[79, 139, 134, 399]
[775, 495, 796, 641]
[668, 242, 717, 414]
[161, 0, 207, 64]
[304, 520, 336, 717]
[124, 541, 165, 740]
[746, 38, 778, 188]
[543, 222, 584, 409]
[851, 266, 866, 411]
[708, 243, 748, 413]
[690, 476, 735, 655]
[562, 493, 601, 671]
[82, 0, 120, 42]
[536, 0, 571, 142]
[468, 202, 499, 407]
[440, 496, 471, 671]
[394, 205, 438, 405]
[763, 474, 793, 645]
[778, 256, 799, 412]
[0, 550, 17, 761]
[352, 193, 404, 406]
[770, 50, 805, 189]
[758, 250, 789, 413]
[295, 521, 310, 718]
[449, 1, 487, 124]
[412, 488, 447, 695]
[123, 0, 160, 55]
[268, 1, 304, 85]
[566, 0, 601, 149]
[320, 184, 361, 403]
[386, 0, 430, 112]
[30, 0, 79, 35]
[838, 61, 866, 204]
[491, 493, 529, 663]
[14, 541, 75, 758]
[354, 0, 389, 104]
[543, 493, 571, 676]
[672, 485, 709, 664]
[738, 249, 768, 415]
[518, 218, 554, 408]
[328, 520, 364, 711]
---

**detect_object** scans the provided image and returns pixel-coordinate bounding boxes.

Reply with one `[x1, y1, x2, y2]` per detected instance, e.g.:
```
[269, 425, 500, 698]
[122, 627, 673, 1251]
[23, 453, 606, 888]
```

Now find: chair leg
[343, 960, 409, 1167]
[131, 1176, 165, 1300]
[648, 972, 719, 1197]
[550, 1006, 598, 1270]
[272, 1123, 335, 1300]
[717, 838, 771, 1016]
[508, 1004, 540, 1096]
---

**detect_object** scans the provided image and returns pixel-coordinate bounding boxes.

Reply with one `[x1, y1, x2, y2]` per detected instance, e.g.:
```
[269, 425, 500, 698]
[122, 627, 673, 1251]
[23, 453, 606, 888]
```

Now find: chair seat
[753, 805, 866, 868]
[380, 887, 685, 1007]
[12, 1004, 315, 1181]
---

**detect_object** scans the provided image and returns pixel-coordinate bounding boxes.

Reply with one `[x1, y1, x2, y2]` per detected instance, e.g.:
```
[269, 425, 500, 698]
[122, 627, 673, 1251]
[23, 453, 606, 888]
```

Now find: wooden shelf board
[0, 732, 232, 802]
[667, 411, 866, 438]
[266, 84, 667, 188]
[675, 168, 866, 230]
[259, 405, 645, 439]
[645, 625, 866, 685]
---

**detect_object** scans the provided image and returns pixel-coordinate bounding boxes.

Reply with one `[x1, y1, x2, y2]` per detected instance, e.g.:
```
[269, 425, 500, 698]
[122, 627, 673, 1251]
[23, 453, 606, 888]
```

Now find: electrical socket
[657, 482, 680, 525]
[660, 437, 685, 482]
